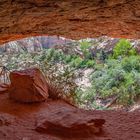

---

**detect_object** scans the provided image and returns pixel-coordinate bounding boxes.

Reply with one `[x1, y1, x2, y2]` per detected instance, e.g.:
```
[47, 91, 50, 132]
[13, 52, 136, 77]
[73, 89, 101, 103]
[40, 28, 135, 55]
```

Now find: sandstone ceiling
[0, 0, 140, 44]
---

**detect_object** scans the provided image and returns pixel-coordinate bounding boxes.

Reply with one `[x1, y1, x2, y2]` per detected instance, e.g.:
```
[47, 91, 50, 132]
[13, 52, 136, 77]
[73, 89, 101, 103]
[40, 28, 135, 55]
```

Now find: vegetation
[1, 38, 140, 108]
[80, 40, 92, 58]
[77, 39, 140, 106]
[112, 39, 137, 59]
[84, 57, 140, 105]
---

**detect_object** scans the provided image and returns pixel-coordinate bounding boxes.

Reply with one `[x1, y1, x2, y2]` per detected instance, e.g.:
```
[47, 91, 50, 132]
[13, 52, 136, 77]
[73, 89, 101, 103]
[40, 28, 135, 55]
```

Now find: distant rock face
[0, 36, 72, 54]
[0, 35, 140, 55]
[36, 109, 105, 138]
[9, 68, 49, 103]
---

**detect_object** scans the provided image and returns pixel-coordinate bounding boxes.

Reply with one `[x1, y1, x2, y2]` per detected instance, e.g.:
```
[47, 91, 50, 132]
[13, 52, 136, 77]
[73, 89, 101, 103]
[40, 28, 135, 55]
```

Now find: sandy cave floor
[0, 92, 140, 140]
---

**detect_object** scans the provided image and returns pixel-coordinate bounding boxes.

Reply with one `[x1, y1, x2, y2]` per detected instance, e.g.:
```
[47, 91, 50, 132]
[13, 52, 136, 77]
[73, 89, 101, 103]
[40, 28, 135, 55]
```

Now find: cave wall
[0, 0, 140, 44]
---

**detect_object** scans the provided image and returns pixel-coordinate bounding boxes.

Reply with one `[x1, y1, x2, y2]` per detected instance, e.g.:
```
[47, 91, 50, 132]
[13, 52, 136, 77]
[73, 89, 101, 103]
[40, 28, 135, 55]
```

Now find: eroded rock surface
[9, 68, 49, 103]
[36, 109, 105, 138]
[0, 93, 139, 140]
[0, 0, 140, 44]
[0, 84, 9, 94]
[0, 114, 14, 127]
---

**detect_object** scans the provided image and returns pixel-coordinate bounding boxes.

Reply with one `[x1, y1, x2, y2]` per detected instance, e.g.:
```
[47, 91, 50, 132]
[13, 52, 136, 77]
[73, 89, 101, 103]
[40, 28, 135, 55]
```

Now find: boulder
[9, 68, 49, 103]
[36, 109, 105, 138]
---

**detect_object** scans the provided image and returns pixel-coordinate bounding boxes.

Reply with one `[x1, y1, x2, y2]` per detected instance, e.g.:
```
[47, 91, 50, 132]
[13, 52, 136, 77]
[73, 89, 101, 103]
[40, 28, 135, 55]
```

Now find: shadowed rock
[0, 0, 140, 42]
[0, 84, 9, 94]
[36, 109, 105, 138]
[9, 68, 49, 103]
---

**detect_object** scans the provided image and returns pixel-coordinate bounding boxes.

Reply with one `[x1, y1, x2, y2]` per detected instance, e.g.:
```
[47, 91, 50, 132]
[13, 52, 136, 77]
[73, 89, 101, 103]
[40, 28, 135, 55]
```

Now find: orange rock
[9, 68, 49, 103]
[0, 0, 140, 45]
[36, 109, 105, 138]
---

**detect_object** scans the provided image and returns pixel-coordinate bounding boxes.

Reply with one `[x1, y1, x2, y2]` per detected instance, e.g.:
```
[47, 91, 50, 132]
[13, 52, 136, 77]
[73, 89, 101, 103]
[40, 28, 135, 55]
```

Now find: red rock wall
[0, 0, 140, 44]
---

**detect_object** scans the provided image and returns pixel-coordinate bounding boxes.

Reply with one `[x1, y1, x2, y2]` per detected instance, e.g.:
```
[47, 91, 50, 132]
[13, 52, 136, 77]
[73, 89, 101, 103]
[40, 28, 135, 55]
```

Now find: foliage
[112, 39, 137, 59]
[69, 57, 95, 68]
[80, 56, 140, 106]
[2, 38, 140, 108]
[4, 49, 81, 104]
[69, 57, 83, 68]
[39, 48, 65, 63]
[65, 55, 73, 63]
[85, 60, 95, 68]
[80, 40, 91, 52]
[95, 50, 108, 62]
[80, 40, 92, 59]
[121, 56, 140, 72]
[41, 56, 82, 103]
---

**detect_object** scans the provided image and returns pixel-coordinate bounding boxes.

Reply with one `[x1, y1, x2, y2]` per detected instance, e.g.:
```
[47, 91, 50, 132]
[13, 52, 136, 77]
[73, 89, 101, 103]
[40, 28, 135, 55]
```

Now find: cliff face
[0, 0, 140, 44]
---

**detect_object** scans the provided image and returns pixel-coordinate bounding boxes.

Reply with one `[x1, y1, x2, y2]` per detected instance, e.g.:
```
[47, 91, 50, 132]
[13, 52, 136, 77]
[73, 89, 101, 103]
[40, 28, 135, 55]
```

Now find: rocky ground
[0, 92, 140, 140]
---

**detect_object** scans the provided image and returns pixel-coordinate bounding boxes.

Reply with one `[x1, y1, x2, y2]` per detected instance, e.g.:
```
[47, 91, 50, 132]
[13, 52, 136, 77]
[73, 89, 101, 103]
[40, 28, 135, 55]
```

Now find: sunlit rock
[9, 68, 49, 103]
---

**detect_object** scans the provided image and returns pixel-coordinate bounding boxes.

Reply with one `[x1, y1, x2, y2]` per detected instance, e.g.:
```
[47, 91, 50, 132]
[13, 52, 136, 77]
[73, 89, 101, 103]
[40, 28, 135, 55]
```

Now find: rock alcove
[0, 35, 140, 139]
[0, 0, 140, 139]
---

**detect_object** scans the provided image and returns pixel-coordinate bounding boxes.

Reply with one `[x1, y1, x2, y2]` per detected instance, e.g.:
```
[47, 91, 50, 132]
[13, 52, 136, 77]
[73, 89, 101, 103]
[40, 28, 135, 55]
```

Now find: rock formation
[0, 84, 9, 94]
[0, 0, 140, 44]
[0, 36, 72, 53]
[36, 109, 105, 138]
[9, 68, 49, 103]
[0, 0, 140, 139]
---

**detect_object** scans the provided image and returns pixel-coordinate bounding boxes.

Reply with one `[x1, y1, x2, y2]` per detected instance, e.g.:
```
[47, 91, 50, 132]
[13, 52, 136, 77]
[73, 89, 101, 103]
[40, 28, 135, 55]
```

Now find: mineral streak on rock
[9, 68, 49, 103]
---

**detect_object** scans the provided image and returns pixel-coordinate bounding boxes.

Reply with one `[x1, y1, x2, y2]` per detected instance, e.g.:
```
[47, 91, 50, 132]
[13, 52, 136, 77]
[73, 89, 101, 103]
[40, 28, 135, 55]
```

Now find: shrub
[85, 60, 95, 68]
[112, 39, 137, 59]
[69, 57, 83, 68]
[80, 40, 92, 59]
[42, 61, 80, 103]
[121, 56, 140, 72]
[46, 48, 65, 62]
[80, 40, 91, 51]
[96, 50, 108, 62]
[80, 57, 140, 106]
[3, 39, 140, 108]
[65, 55, 73, 63]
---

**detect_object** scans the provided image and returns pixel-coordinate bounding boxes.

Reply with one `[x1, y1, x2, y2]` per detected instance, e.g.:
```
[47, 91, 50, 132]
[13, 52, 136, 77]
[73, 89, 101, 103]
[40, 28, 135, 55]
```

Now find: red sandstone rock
[9, 68, 49, 103]
[0, 0, 140, 45]
[0, 95, 140, 139]
[36, 109, 105, 138]
[0, 84, 9, 94]
[16, 0, 49, 6]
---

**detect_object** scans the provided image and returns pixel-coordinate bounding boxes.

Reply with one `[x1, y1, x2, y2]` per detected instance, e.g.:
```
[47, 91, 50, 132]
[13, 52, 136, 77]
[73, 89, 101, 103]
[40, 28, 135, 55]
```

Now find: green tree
[112, 39, 137, 59]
